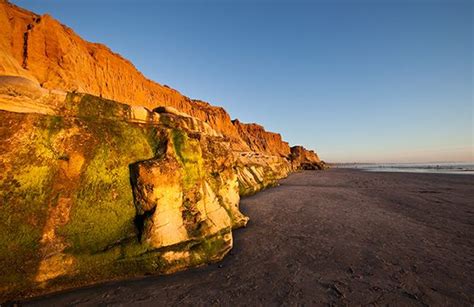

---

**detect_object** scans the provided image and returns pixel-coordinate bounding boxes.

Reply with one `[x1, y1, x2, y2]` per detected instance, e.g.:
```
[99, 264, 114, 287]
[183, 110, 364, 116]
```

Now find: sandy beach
[25, 169, 474, 306]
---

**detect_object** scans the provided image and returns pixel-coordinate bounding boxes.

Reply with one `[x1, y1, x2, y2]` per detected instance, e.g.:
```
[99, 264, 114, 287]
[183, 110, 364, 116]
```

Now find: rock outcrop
[0, 90, 248, 299]
[232, 119, 291, 157]
[0, 1, 325, 301]
[0, 1, 247, 148]
[0, 0, 321, 162]
[290, 146, 326, 170]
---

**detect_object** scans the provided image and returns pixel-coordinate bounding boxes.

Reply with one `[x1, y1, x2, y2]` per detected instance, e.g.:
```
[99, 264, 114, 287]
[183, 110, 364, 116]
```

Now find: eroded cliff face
[0, 1, 248, 148]
[0, 0, 325, 300]
[0, 0, 322, 163]
[290, 146, 327, 170]
[0, 89, 248, 299]
[232, 119, 291, 157]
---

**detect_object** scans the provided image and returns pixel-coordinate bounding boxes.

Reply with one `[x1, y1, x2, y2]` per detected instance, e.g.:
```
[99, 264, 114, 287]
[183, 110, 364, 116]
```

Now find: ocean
[339, 162, 474, 175]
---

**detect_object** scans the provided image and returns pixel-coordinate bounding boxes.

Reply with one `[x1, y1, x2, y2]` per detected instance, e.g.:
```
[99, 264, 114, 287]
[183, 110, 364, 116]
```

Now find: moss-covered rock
[130, 119, 248, 251]
[0, 93, 248, 301]
[0, 89, 304, 301]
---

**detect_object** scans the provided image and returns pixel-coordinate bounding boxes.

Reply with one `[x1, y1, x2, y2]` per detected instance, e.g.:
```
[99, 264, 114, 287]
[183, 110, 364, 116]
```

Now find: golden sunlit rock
[0, 0, 324, 301]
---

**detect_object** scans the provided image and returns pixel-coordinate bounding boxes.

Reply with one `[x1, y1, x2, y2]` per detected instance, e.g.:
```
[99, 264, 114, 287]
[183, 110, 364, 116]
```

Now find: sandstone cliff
[290, 145, 327, 170]
[0, 0, 325, 300]
[232, 119, 291, 157]
[0, 1, 248, 148]
[0, 0, 319, 157]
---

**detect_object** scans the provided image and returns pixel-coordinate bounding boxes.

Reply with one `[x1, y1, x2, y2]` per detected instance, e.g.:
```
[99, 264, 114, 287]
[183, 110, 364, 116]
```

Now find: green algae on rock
[0, 78, 324, 301]
[0, 92, 247, 300]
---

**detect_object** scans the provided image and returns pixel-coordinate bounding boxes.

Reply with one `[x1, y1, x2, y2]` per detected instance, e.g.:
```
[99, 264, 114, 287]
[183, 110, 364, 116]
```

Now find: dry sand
[25, 169, 474, 306]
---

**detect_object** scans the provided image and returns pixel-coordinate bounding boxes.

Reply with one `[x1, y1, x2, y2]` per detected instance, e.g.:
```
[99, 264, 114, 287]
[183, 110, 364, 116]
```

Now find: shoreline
[335, 162, 474, 176]
[357, 168, 474, 176]
[24, 169, 474, 305]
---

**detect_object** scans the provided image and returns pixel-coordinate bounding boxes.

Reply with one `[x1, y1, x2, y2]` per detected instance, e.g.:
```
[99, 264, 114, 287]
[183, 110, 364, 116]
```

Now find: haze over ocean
[13, 0, 473, 163]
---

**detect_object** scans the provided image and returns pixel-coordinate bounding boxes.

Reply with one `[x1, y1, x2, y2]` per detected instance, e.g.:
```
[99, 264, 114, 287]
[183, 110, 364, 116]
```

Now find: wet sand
[26, 169, 474, 306]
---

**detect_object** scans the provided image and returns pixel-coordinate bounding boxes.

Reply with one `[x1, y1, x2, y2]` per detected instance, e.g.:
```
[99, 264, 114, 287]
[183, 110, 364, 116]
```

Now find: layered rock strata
[0, 0, 244, 147]
[0, 0, 303, 156]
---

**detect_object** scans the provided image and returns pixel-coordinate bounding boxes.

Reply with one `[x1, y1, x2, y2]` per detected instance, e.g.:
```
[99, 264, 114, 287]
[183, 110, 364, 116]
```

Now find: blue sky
[13, 0, 473, 162]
